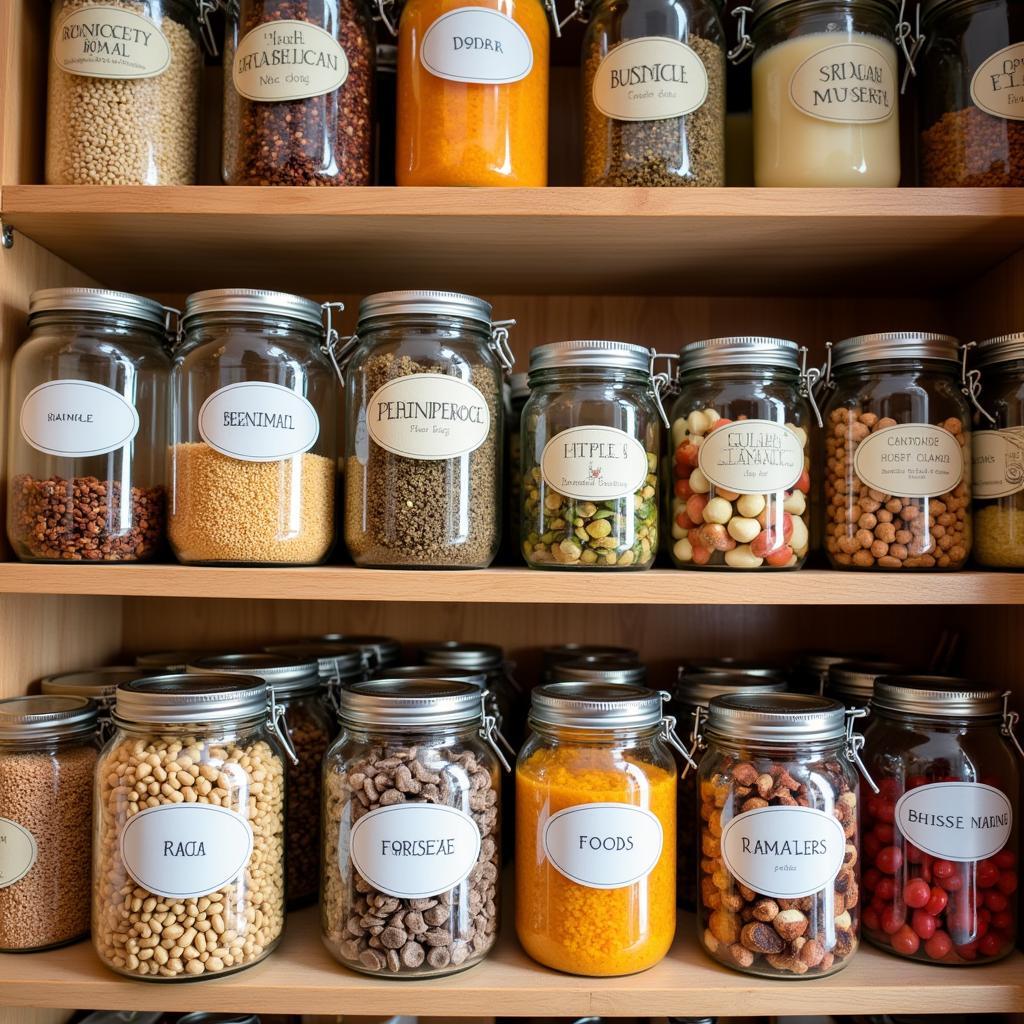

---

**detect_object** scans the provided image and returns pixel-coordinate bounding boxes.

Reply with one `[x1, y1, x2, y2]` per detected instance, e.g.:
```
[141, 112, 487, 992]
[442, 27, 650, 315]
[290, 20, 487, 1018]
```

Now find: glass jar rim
[553, 659, 648, 686]
[976, 332, 1024, 369]
[530, 682, 665, 730]
[831, 332, 960, 370]
[264, 643, 366, 681]
[706, 692, 847, 742]
[340, 678, 484, 729]
[357, 291, 492, 329]
[0, 695, 97, 743]
[419, 641, 504, 672]
[374, 665, 489, 690]
[827, 660, 906, 702]
[873, 674, 1006, 717]
[752, 0, 899, 24]
[182, 289, 324, 332]
[29, 287, 170, 335]
[675, 671, 787, 708]
[41, 665, 151, 704]
[680, 336, 801, 373]
[529, 339, 651, 376]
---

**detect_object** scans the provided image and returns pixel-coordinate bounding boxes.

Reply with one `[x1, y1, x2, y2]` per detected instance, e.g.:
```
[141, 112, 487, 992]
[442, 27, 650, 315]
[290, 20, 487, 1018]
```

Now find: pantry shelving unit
[3, 0, 1024, 1020]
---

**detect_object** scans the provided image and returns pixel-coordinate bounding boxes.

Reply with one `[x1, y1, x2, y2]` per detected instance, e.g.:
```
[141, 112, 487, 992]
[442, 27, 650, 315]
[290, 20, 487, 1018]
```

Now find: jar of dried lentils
[822, 332, 972, 570]
[861, 675, 1022, 965]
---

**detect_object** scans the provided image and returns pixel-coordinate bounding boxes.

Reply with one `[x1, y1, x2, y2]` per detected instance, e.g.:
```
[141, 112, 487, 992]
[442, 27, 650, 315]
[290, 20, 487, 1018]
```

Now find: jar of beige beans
[822, 332, 972, 570]
[93, 675, 287, 980]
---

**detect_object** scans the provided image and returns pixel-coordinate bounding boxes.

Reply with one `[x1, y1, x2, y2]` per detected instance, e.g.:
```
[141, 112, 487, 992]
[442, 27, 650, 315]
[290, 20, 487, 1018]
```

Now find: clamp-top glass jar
[826, 659, 904, 707]
[169, 289, 339, 566]
[40, 666, 151, 742]
[7, 289, 171, 563]
[861, 676, 1022, 965]
[521, 340, 664, 570]
[670, 336, 817, 570]
[264, 641, 366, 722]
[822, 332, 973, 570]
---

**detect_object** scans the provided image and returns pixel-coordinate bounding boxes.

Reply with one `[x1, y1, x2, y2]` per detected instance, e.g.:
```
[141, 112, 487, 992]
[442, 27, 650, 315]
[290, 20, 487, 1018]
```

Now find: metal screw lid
[873, 675, 1005, 718]
[800, 652, 850, 674]
[554, 658, 648, 687]
[182, 289, 323, 329]
[675, 671, 787, 709]
[543, 644, 640, 670]
[135, 651, 209, 673]
[706, 692, 847, 743]
[264, 643, 365, 682]
[28, 288, 168, 330]
[530, 682, 664, 730]
[831, 332, 960, 370]
[509, 372, 530, 400]
[685, 658, 788, 681]
[529, 340, 650, 375]
[188, 653, 320, 698]
[419, 642, 504, 673]
[41, 666, 150, 702]
[976, 332, 1024, 368]
[373, 664, 489, 690]
[0, 695, 98, 742]
[680, 336, 800, 373]
[358, 291, 492, 327]
[316, 634, 401, 668]
[116, 674, 269, 725]
[753, 0, 898, 20]
[828, 660, 906, 703]
[340, 679, 485, 728]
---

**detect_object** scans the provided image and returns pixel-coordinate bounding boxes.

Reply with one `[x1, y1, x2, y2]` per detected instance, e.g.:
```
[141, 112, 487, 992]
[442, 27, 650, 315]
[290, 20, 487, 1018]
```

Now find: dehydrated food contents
[46, 0, 205, 184]
[521, 341, 664, 569]
[93, 675, 287, 979]
[6, 289, 170, 563]
[222, 0, 374, 185]
[918, 0, 1022, 186]
[862, 676, 1021, 964]
[696, 693, 865, 978]
[822, 332, 972, 570]
[582, 0, 725, 186]
[343, 292, 510, 568]
[0, 696, 98, 952]
[322, 678, 509, 976]
[169, 289, 338, 565]
[670, 337, 816, 570]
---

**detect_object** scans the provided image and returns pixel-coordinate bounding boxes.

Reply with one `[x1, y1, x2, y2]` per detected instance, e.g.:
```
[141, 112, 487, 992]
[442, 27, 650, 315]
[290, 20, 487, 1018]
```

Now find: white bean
[727, 517, 761, 543]
[736, 493, 766, 518]
[725, 544, 764, 568]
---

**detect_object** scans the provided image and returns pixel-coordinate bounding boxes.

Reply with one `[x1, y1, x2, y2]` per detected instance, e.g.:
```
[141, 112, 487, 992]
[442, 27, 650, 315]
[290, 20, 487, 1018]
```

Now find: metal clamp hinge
[322, 302, 357, 387]
[659, 691, 698, 773]
[844, 707, 878, 793]
[961, 341, 996, 425]
[375, 0, 398, 36]
[728, 5, 754, 64]
[799, 345, 824, 427]
[197, 0, 219, 55]
[544, 0, 587, 38]
[1002, 692, 1024, 760]
[491, 319, 517, 376]
[479, 696, 515, 773]
[268, 693, 300, 766]
[649, 351, 678, 429]
[898, 0, 925, 94]
[681, 703, 705, 780]
[1, 223, 13, 250]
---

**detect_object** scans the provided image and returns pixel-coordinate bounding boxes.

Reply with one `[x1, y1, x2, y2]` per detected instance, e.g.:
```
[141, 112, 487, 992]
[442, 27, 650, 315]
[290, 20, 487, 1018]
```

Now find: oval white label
[20, 379, 141, 458]
[853, 423, 965, 498]
[973, 427, 1024, 499]
[541, 426, 649, 501]
[53, 5, 170, 80]
[697, 419, 804, 495]
[119, 803, 255, 900]
[198, 381, 320, 462]
[542, 802, 663, 890]
[720, 805, 846, 900]
[366, 373, 490, 460]
[348, 803, 481, 899]
[420, 6, 534, 85]
[970, 42, 1024, 122]
[895, 783, 1013, 863]
[789, 41, 897, 124]
[592, 37, 708, 122]
[232, 19, 349, 102]
[0, 818, 38, 889]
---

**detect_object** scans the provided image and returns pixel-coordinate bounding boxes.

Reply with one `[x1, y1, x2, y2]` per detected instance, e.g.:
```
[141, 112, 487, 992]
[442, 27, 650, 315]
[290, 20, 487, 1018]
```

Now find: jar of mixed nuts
[826, 660, 905, 708]
[822, 332, 973, 570]
[670, 337, 817, 570]
[40, 666, 150, 742]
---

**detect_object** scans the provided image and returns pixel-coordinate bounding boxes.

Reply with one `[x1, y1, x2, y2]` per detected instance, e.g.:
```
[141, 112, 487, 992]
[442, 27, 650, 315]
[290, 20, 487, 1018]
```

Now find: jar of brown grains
[821, 332, 973, 571]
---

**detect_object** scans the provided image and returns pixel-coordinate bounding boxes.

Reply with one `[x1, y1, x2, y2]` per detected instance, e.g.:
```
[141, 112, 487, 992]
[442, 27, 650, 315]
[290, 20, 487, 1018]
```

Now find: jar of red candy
[861, 675, 1023, 965]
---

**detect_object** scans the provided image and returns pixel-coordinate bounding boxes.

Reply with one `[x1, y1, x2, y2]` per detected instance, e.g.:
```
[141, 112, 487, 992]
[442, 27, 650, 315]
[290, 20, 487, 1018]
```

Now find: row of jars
[44, 0, 1023, 188]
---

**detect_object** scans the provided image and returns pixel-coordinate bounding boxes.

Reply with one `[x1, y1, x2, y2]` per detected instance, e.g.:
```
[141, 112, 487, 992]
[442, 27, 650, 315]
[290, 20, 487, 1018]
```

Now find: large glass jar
[93, 675, 287, 980]
[6, 289, 171, 563]
[746, 0, 902, 185]
[582, 0, 726, 186]
[822, 333, 973, 570]
[861, 676, 1022, 965]
[395, 0, 550, 185]
[918, 0, 1023, 186]
[826, 660, 905, 708]
[46, 0, 206, 184]
[169, 289, 339, 566]
[322, 679, 509, 977]
[521, 341, 663, 570]
[342, 292, 509, 569]
[696, 692, 863, 978]
[670, 337, 816, 570]
[222, 0, 375, 185]
[41, 666, 150, 742]
[0, 696, 98, 952]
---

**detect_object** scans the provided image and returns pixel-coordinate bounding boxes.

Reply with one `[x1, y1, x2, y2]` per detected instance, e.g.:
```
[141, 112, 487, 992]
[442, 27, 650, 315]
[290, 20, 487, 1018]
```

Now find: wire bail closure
[728, 5, 754, 64]
[479, 695, 515, 772]
[1002, 692, 1024, 760]
[961, 341, 996, 425]
[657, 691, 698, 773]
[681, 703, 705, 780]
[844, 707, 878, 793]
[491, 320, 517, 376]
[544, 0, 587, 38]
[375, 0, 399, 35]
[898, 0, 925, 93]
[649, 351, 677, 428]
[268, 691, 300, 766]
[198, 0, 220, 55]
[322, 302, 357, 387]
[799, 345, 824, 427]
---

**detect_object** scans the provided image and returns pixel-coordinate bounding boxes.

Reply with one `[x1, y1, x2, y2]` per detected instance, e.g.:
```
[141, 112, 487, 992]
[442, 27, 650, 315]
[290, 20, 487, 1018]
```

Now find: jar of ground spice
[41, 665, 151, 742]
[0, 695, 98, 952]
[169, 289, 339, 566]
[581, 0, 726, 186]
[343, 291, 511, 569]
[222, 0, 375, 184]
[6, 288, 171, 563]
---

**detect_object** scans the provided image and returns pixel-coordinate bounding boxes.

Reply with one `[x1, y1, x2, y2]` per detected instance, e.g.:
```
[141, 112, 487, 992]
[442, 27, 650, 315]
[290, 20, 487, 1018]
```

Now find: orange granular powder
[515, 744, 676, 976]
[396, 0, 549, 186]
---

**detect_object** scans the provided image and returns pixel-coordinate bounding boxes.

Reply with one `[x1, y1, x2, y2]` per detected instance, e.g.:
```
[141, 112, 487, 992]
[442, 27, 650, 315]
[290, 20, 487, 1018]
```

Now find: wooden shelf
[2, 186, 1023, 296]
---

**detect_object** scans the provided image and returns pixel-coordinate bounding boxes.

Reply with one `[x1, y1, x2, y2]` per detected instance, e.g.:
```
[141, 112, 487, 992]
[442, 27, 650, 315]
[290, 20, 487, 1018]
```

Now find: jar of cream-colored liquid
[748, 0, 902, 186]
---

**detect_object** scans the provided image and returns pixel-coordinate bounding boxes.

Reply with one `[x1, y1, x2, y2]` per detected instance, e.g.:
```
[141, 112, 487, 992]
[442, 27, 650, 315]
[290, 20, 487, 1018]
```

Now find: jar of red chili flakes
[861, 675, 1023, 965]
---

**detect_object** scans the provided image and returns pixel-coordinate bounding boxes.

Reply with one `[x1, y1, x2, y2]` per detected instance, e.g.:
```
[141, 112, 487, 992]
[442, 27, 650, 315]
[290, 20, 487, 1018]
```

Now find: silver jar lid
[264, 643, 365, 681]
[116, 674, 269, 724]
[873, 675, 1005, 717]
[680, 336, 800, 373]
[828, 660, 905, 703]
[374, 664, 489, 690]
[555, 658, 648, 687]
[135, 650, 208, 673]
[182, 289, 323, 329]
[340, 679, 484, 728]
[831, 332, 959, 370]
[41, 666, 150, 703]
[976, 332, 1024, 368]
[685, 658, 787, 681]
[0, 695, 98, 742]
[358, 291, 492, 327]
[543, 644, 639, 670]
[29, 287, 167, 330]
[316, 633, 401, 669]
[188, 653, 320, 698]
[800, 653, 849, 674]
[530, 682, 663, 730]
[529, 340, 650, 375]
[675, 671, 787, 709]
[419, 642, 503, 673]
[706, 692, 846, 743]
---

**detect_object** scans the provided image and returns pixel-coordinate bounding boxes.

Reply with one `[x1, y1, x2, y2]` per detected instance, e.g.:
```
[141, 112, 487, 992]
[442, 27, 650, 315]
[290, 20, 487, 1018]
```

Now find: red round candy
[903, 878, 931, 908]
[876, 877, 896, 901]
[863, 866, 882, 891]
[864, 832, 882, 860]
[925, 886, 948, 916]
[976, 860, 1000, 889]
[906, 844, 924, 865]
[938, 871, 963, 892]
[924, 930, 953, 960]
[933, 859, 956, 879]
[881, 905, 906, 935]
[954, 939, 979, 961]
[997, 872, 1018, 895]
[992, 911, 1013, 931]
[911, 910, 937, 940]
[874, 823, 895, 843]
[984, 890, 1009, 912]
[994, 849, 1016, 870]
[892, 924, 921, 955]
[979, 931, 1005, 958]
[876, 799, 896, 823]
[879, 777, 903, 799]
[907, 774, 928, 789]
[863, 905, 881, 932]
[876, 846, 903, 875]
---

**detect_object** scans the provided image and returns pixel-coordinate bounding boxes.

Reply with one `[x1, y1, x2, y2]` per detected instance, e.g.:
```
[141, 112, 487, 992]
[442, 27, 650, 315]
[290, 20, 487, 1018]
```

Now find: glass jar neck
[680, 364, 801, 385]
[757, 0, 896, 26]
[343, 719, 482, 742]
[833, 356, 959, 380]
[873, 706, 1004, 733]
[529, 366, 651, 388]
[358, 315, 492, 343]
[529, 718, 661, 745]
[706, 731, 845, 759]
[0, 729, 95, 752]
[29, 310, 168, 348]
[113, 714, 267, 739]
[184, 313, 324, 346]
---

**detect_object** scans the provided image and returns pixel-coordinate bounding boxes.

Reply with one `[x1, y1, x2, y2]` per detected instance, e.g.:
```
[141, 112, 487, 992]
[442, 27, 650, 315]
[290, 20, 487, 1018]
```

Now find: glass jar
[342, 292, 509, 569]
[504, 372, 530, 560]
[41, 666, 150, 742]
[917, 0, 1023, 186]
[322, 678, 509, 976]
[696, 692, 864, 978]
[169, 289, 339, 566]
[93, 675, 287, 979]
[0, 696, 98, 952]
[822, 332, 973, 571]
[972, 333, 1024, 567]
[45, 0, 206, 184]
[745, 0, 902, 185]
[395, 0, 550, 185]
[264, 641, 366, 722]
[794, 653, 851, 695]
[861, 676, 1022, 965]
[314, 632, 402, 674]
[670, 337, 816, 570]
[222, 0, 375, 185]
[516, 683, 687, 975]
[582, 0, 726, 186]
[827, 659, 905, 707]
[7, 289, 171, 563]
[521, 341, 664, 570]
